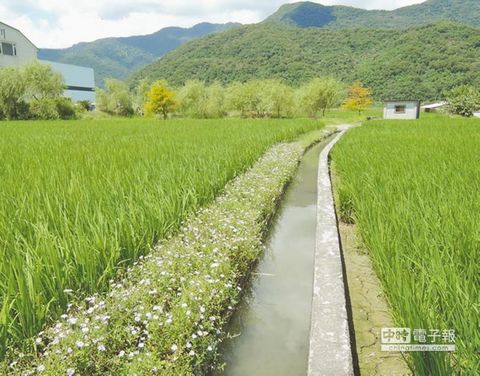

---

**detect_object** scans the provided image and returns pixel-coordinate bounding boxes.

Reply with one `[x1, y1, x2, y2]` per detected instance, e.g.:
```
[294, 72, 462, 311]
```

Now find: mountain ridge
[265, 0, 480, 29]
[131, 21, 480, 101]
[38, 22, 240, 86]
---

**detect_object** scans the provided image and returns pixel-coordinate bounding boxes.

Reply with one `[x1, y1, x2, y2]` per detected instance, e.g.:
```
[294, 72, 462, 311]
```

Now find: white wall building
[0, 21, 38, 67]
[384, 100, 420, 120]
[41, 60, 96, 103]
[0, 21, 95, 103]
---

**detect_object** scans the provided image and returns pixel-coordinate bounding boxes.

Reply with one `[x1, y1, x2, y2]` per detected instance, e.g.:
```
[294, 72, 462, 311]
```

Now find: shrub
[97, 79, 134, 116]
[77, 100, 92, 112]
[29, 98, 59, 120]
[446, 85, 480, 117]
[54, 98, 77, 119]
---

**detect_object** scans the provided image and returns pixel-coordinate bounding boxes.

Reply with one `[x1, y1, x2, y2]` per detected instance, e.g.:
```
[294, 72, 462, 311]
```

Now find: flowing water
[218, 138, 334, 376]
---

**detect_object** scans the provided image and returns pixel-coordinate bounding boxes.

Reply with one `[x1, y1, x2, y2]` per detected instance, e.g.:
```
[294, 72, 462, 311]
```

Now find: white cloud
[1, 0, 426, 48]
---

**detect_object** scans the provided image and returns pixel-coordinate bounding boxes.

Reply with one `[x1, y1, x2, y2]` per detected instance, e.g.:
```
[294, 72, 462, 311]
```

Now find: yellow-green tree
[343, 82, 373, 114]
[144, 81, 177, 119]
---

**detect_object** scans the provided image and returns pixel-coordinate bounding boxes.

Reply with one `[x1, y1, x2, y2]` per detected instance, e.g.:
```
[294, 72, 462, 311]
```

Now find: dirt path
[338, 211, 412, 375]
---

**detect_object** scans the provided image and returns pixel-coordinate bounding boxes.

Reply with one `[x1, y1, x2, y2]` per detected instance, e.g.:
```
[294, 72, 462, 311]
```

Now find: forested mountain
[265, 0, 480, 29]
[131, 21, 480, 101]
[38, 23, 240, 86]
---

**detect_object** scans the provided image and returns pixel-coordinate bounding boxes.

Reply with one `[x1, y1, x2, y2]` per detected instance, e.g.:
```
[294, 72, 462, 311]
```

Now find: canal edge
[308, 125, 355, 376]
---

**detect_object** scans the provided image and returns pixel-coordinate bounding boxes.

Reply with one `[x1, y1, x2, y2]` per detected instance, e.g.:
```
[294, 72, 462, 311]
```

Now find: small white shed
[383, 100, 420, 120]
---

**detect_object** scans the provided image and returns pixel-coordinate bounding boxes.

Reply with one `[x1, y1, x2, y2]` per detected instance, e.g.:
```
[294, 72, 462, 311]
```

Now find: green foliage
[38, 23, 240, 86]
[55, 98, 78, 120]
[23, 61, 64, 100]
[445, 85, 480, 117]
[0, 67, 28, 120]
[132, 22, 480, 102]
[204, 81, 227, 118]
[2, 129, 327, 375]
[266, 0, 480, 29]
[177, 79, 229, 119]
[177, 80, 208, 118]
[0, 118, 320, 362]
[133, 78, 152, 114]
[260, 79, 294, 118]
[29, 98, 60, 120]
[0, 62, 69, 120]
[224, 79, 292, 118]
[296, 77, 343, 117]
[332, 118, 480, 375]
[97, 79, 134, 116]
[226, 81, 258, 117]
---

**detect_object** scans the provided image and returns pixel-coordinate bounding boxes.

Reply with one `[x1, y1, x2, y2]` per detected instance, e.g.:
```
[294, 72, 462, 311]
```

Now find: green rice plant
[2, 137, 310, 375]
[332, 117, 480, 375]
[0, 118, 321, 359]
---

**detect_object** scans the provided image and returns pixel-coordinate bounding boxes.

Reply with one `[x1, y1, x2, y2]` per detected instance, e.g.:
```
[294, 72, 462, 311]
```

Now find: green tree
[178, 80, 208, 118]
[227, 81, 265, 117]
[23, 61, 64, 100]
[134, 78, 152, 115]
[261, 79, 294, 118]
[23, 61, 68, 120]
[205, 82, 227, 118]
[446, 85, 480, 117]
[97, 79, 133, 116]
[0, 67, 27, 119]
[144, 80, 177, 119]
[297, 78, 344, 117]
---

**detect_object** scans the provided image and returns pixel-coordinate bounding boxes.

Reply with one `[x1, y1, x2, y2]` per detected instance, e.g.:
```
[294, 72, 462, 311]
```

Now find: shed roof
[384, 100, 421, 103]
[421, 102, 447, 109]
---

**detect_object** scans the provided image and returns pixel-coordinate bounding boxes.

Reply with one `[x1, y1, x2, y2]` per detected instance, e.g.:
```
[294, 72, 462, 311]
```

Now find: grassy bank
[3, 127, 332, 374]
[332, 117, 480, 375]
[0, 118, 321, 359]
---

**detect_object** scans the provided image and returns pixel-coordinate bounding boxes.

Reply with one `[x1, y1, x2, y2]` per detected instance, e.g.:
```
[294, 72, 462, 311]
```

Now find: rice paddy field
[332, 117, 480, 375]
[0, 118, 321, 361]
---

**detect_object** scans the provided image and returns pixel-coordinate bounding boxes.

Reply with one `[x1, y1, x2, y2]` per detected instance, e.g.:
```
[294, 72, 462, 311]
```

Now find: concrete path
[308, 126, 355, 376]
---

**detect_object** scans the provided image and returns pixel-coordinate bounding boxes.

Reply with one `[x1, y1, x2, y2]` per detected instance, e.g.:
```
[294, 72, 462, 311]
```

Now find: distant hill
[38, 23, 240, 86]
[265, 0, 480, 29]
[131, 21, 480, 101]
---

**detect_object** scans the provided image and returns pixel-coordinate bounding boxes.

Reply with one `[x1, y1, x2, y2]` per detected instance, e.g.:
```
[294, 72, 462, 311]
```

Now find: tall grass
[332, 117, 480, 375]
[0, 118, 321, 357]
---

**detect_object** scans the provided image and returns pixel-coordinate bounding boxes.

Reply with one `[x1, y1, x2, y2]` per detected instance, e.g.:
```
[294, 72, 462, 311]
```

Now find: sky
[1, 0, 426, 49]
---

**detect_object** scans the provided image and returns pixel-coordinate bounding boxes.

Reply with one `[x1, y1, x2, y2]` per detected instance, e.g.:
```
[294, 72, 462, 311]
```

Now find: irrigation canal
[217, 135, 339, 376]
